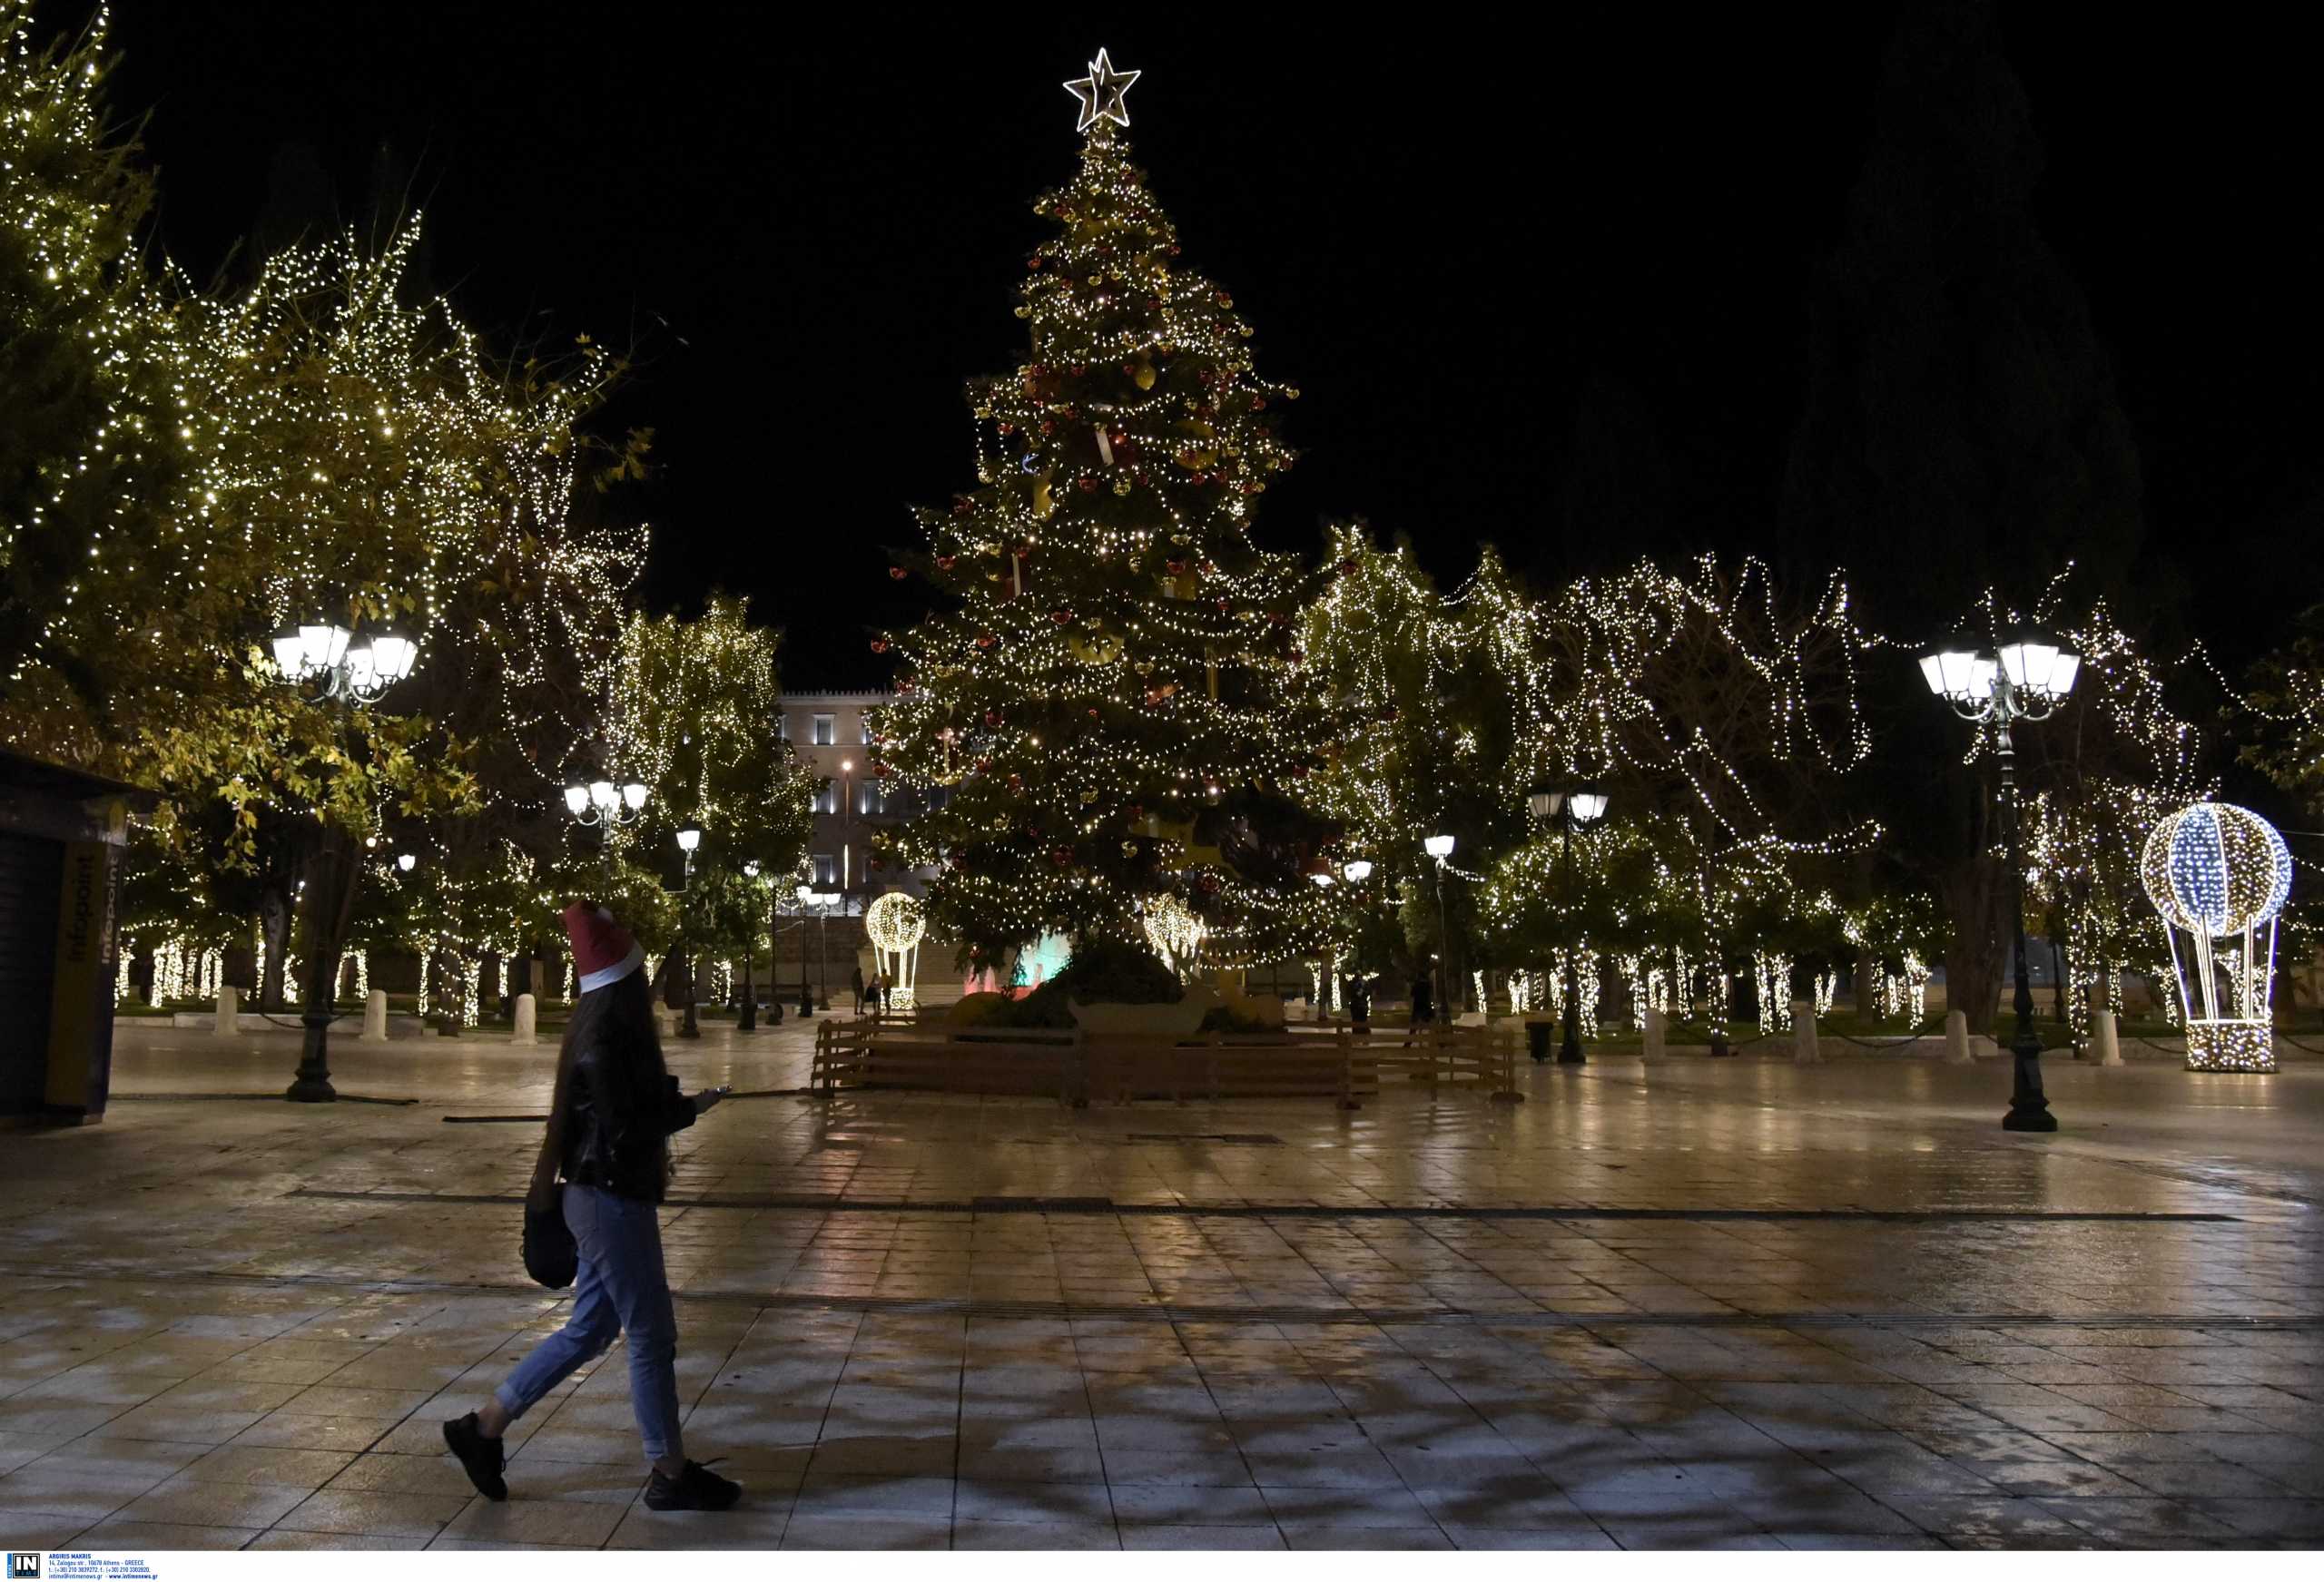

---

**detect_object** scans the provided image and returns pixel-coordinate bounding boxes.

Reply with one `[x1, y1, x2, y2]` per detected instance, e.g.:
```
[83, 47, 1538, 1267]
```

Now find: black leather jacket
[557, 1033, 697, 1203]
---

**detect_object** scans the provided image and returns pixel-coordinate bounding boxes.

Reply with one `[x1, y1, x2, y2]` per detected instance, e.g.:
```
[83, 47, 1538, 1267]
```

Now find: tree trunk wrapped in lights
[876, 73, 1340, 969]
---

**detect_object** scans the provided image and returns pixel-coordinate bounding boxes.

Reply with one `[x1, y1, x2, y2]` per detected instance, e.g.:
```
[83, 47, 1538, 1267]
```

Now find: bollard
[512, 992, 538, 1046]
[361, 988, 389, 1042]
[212, 985, 238, 1037]
[1944, 1009, 1974, 1065]
[1641, 1007, 1666, 1061]
[2093, 1007, 2122, 1067]
[1791, 1000, 1820, 1064]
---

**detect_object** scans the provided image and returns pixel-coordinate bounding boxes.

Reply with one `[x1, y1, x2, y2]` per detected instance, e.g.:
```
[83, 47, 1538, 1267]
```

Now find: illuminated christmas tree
[879, 51, 1338, 971]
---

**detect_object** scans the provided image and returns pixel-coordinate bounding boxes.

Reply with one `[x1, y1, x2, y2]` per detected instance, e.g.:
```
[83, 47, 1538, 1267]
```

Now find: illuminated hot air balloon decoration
[863, 890, 927, 1014]
[2140, 802, 2294, 1072]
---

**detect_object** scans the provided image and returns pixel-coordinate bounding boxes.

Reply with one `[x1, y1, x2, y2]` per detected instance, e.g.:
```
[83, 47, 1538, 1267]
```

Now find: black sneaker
[645, 1459, 742, 1511]
[442, 1411, 507, 1501]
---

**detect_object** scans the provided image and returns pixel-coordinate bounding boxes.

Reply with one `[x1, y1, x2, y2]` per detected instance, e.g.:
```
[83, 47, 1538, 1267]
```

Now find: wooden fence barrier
[811, 1017, 1518, 1107]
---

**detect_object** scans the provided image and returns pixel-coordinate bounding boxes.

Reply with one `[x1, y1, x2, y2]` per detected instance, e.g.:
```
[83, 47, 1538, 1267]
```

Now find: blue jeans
[494, 1184, 683, 1463]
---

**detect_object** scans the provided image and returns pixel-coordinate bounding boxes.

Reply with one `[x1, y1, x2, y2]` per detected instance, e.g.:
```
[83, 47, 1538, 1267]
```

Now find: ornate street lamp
[1342, 859, 1375, 1027]
[562, 778, 649, 829]
[1919, 630, 2080, 1131]
[737, 860, 763, 1032]
[269, 617, 423, 1103]
[675, 825, 703, 1039]
[1530, 786, 1609, 1065]
[396, 851, 417, 874]
[1423, 832, 1456, 1018]
[794, 882, 817, 1018]
[271, 621, 419, 706]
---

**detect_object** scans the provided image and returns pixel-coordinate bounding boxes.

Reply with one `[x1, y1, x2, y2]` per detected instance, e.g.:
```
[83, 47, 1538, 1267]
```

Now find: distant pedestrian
[1410, 971, 1435, 1027]
[441, 900, 741, 1513]
[851, 964, 865, 1015]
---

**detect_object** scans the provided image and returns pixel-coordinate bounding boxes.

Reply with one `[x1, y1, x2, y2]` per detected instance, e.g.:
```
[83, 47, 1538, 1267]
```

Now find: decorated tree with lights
[878, 52, 1338, 971]
[128, 221, 635, 1067]
[0, 2, 193, 752]
[600, 596, 812, 1015]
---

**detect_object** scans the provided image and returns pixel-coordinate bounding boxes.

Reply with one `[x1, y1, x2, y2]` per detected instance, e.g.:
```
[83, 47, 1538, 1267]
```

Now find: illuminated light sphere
[2139, 801, 2294, 1074]
[2140, 803, 2292, 936]
[864, 890, 927, 955]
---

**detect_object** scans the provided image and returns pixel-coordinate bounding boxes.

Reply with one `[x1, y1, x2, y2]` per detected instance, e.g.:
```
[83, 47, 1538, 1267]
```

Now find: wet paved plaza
[3, 1023, 2321, 1550]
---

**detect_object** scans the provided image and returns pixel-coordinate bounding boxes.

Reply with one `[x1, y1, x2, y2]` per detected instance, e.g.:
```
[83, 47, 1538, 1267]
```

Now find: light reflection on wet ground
[0, 1026, 2317, 1549]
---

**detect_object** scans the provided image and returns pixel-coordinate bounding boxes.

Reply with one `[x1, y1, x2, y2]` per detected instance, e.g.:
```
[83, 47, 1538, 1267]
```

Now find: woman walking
[442, 901, 741, 1510]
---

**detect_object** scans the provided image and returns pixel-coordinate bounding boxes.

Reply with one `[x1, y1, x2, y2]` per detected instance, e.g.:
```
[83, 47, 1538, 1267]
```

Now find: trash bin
[1526, 1019, 1552, 1063]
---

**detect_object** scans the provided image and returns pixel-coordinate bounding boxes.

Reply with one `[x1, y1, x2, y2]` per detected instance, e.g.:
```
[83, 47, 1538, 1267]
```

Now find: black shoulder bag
[521, 1077, 578, 1290]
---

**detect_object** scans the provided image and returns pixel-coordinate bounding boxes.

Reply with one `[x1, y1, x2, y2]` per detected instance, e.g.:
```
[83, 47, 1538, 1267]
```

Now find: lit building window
[812, 854, 836, 886]
[815, 782, 839, 815]
[812, 713, 836, 746]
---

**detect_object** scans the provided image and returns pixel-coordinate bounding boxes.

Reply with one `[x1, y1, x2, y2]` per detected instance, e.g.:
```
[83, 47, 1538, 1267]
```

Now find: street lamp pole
[1344, 860, 1374, 1029]
[816, 892, 832, 1011]
[1423, 833, 1456, 1020]
[1919, 634, 2081, 1133]
[675, 826, 702, 1040]
[266, 619, 421, 1103]
[739, 860, 762, 1032]
[795, 885, 815, 1020]
[1529, 787, 1609, 1066]
[1560, 811, 1582, 1064]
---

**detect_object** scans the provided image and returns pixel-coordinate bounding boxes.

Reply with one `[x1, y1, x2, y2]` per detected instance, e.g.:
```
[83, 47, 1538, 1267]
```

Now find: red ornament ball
[973, 632, 997, 649]
[889, 565, 909, 581]
[1077, 475, 1098, 493]
[935, 554, 957, 571]
[869, 638, 889, 653]
[984, 711, 1003, 728]
[1049, 607, 1073, 625]
[1051, 846, 1074, 866]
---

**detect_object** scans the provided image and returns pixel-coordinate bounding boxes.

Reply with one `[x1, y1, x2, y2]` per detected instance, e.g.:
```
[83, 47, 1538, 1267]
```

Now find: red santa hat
[563, 900, 644, 994]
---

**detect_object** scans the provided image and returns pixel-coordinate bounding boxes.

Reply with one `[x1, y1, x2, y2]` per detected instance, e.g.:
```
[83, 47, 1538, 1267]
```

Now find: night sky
[88, 4, 2324, 686]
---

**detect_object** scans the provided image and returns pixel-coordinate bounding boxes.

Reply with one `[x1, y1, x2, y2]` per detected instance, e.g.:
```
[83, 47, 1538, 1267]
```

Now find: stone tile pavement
[0, 1022, 2319, 1549]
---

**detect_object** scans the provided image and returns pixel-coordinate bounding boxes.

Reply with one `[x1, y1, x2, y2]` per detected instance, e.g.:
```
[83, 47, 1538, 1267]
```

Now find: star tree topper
[1065, 48, 1138, 133]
